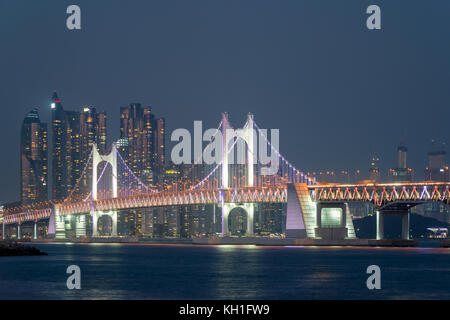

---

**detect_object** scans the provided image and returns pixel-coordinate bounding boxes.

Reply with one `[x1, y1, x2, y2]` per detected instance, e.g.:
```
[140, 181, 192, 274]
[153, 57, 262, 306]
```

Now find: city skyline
[2, 1, 450, 204]
[16, 92, 167, 201]
[9, 90, 449, 205]
[2, 1, 450, 304]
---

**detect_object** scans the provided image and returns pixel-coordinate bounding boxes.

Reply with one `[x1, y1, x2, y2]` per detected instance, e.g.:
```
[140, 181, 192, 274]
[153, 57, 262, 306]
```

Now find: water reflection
[1, 243, 450, 299]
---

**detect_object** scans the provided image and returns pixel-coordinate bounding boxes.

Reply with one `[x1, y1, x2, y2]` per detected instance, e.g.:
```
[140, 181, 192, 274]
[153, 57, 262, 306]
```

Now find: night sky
[1, 0, 449, 202]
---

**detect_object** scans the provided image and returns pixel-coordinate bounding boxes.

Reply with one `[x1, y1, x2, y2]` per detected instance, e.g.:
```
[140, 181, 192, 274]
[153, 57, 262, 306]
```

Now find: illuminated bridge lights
[309, 183, 450, 207]
[2, 186, 288, 223]
[5, 182, 449, 225]
[2, 115, 450, 228]
[2, 183, 450, 224]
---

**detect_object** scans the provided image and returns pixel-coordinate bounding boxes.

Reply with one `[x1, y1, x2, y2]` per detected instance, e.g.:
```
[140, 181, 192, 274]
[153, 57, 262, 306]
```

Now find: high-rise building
[368, 155, 380, 182]
[397, 145, 407, 169]
[51, 91, 70, 199]
[152, 116, 165, 186]
[51, 92, 107, 200]
[78, 107, 107, 194]
[119, 103, 154, 186]
[20, 108, 48, 204]
[118, 104, 165, 188]
[424, 141, 449, 182]
[256, 203, 284, 236]
[179, 205, 215, 238]
[80, 107, 107, 155]
[65, 110, 81, 194]
[388, 144, 413, 182]
[162, 163, 182, 190]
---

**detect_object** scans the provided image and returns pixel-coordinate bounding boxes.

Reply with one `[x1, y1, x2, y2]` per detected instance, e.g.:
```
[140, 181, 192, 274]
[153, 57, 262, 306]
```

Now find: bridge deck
[3, 182, 449, 225]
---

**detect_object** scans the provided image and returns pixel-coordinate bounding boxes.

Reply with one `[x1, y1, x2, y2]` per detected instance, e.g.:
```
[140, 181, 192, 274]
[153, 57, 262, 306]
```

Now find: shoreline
[13, 237, 448, 248]
[0, 240, 48, 256]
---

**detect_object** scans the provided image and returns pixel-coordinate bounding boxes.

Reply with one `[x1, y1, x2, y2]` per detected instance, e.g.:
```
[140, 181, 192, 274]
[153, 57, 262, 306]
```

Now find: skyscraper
[397, 145, 407, 169]
[119, 103, 154, 186]
[388, 144, 413, 182]
[368, 155, 380, 182]
[117, 104, 166, 236]
[20, 108, 48, 204]
[65, 110, 81, 194]
[51, 91, 70, 200]
[51, 92, 107, 200]
[424, 141, 449, 182]
[80, 107, 107, 155]
[78, 107, 107, 195]
[152, 116, 165, 186]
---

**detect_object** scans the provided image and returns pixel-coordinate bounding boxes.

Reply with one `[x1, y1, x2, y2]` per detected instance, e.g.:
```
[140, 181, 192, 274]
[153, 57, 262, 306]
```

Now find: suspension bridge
[2, 113, 450, 241]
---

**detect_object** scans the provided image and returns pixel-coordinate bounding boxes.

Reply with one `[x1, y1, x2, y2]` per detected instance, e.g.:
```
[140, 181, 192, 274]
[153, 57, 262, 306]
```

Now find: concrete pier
[376, 211, 384, 240]
[377, 210, 410, 240]
[33, 222, 37, 240]
[402, 213, 410, 240]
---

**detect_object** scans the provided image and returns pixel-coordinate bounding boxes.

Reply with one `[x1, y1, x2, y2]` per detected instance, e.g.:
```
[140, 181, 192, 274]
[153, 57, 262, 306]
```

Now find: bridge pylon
[221, 113, 256, 237]
[91, 143, 118, 237]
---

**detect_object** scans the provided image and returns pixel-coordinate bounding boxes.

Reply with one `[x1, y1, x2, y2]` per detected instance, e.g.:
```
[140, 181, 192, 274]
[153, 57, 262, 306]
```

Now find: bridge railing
[309, 182, 450, 207]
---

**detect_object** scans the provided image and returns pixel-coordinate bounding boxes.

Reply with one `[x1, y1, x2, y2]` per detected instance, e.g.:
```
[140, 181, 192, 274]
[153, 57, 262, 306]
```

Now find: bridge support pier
[221, 205, 228, 236]
[92, 211, 117, 237]
[402, 212, 410, 240]
[221, 203, 254, 237]
[55, 212, 66, 239]
[76, 215, 86, 238]
[376, 211, 384, 240]
[92, 212, 97, 237]
[377, 210, 410, 240]
[246, 205, 254, 236]
[33, 221, 37, 240]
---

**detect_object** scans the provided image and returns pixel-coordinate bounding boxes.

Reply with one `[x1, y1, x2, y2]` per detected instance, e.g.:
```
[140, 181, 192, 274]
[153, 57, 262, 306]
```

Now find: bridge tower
[221, 113, 256, 237]
[91, 143, 118, 237]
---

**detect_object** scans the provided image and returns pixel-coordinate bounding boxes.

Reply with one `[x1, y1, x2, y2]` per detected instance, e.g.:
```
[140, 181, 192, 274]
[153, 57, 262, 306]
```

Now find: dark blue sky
[1, 0, 449, 202]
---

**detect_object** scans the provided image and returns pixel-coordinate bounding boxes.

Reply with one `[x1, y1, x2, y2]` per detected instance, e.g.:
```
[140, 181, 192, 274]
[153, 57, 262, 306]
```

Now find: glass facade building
[424, 150, 449, 182]
[20, 108, 48, 204]
[119, 103, 154, 187]
[118, 103, 165, 188]
[51, 92, 107, 200]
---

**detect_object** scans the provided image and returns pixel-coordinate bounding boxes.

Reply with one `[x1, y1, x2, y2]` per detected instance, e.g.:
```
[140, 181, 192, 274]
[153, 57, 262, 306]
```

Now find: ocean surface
[1, 243, 450, 299]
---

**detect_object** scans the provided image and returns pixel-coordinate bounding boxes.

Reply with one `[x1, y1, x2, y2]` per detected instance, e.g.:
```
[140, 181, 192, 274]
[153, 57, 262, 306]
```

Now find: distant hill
[353, 213, 450, 239]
